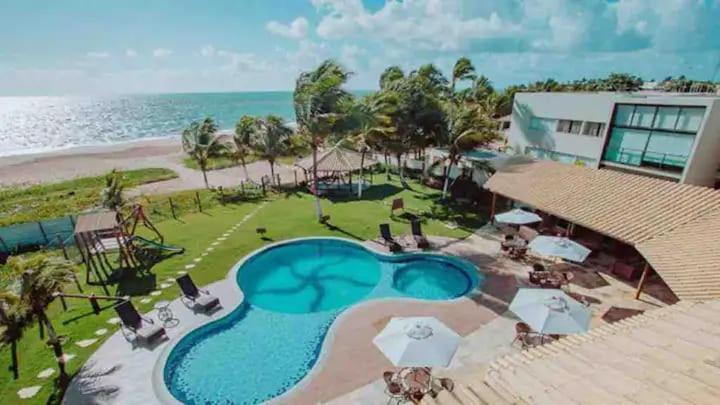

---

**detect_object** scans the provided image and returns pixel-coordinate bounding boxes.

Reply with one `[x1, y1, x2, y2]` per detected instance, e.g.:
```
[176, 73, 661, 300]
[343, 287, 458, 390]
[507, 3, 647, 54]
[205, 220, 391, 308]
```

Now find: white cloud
[125, 49, 138, 58]
[86, 51, 111, 59]
[285, 40, 331, 70]
[339, 44, 364, 71]
[200, 45, 216, 57]
[152, 48, 173, 58]
[311, 0, 720, 53]
[266, 17, 309, 39]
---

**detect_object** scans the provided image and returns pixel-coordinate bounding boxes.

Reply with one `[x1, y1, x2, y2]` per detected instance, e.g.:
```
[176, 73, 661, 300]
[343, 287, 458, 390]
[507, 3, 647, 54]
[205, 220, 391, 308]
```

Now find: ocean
[0, 92, 298, 157]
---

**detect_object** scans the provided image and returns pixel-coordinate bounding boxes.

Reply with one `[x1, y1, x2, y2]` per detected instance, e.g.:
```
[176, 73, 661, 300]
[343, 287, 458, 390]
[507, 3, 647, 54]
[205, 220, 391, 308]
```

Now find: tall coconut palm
[182, 117, 224, 189]
[438, 103, 499, 198]
[379, 66, 404, 90]
[233, 115, 256, 180]
[451, 57, 476, 93]
[0, 292, 29, 379]
[294, 60, 353, 221]
[250, 115, 292, 186]
[8, 254, 76, 381]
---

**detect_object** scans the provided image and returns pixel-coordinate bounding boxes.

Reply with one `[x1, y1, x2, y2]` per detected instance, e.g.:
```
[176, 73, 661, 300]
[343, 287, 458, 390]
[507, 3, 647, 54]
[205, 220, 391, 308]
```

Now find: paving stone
[159, 283, 172, 289]
[184, 264, 196, 269]
[61, 353, 76, 362]
[75, 338, 98, 348]
[207, 247, 215, 251]
[150, 291, 162, 296]
[37, 368, 55, 379]
[211, 242, 220, 246]
[106, 317, 121, 325]
[17, 386, 41, 399]
[201, 253, 208, 257]
[193, 258, 202, 262]
[94, 328, 108, 336]
[176, 271, 187, 275]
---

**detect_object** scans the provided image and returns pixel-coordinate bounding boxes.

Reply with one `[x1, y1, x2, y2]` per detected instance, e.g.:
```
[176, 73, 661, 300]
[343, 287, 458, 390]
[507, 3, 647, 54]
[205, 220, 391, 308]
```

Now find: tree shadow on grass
[115, 271, 157, 297]
[324, 184, 404, 202]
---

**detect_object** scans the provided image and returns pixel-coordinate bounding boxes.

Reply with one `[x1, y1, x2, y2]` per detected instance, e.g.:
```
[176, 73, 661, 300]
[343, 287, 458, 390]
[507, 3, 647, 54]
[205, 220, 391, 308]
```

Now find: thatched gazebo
[295, 146, 378, 196]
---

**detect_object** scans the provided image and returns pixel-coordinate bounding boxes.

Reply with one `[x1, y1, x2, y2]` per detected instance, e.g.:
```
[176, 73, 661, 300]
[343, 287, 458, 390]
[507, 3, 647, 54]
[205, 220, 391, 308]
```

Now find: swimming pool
[162, 238, 481, 404]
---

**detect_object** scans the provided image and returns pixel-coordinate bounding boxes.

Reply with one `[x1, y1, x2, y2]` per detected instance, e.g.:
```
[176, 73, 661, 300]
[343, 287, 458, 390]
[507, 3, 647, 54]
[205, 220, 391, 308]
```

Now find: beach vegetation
[99, 169, 124, 211]
[233, 115, 257, 179]
[0, 168, 177, 227]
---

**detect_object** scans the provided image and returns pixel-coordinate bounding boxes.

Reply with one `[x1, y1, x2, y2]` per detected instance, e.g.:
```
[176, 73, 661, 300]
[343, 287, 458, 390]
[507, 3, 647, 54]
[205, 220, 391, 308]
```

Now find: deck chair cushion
[195, 294, 220, 310]
[135, 322, 166, 342]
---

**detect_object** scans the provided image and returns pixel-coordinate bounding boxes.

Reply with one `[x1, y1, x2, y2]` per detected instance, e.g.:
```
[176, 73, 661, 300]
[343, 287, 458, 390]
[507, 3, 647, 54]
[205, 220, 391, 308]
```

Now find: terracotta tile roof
[295, 146, 378, 173]
[483, 300, 720, 404]
[637, 211, 720, 301]
[483, 160, 720, 301]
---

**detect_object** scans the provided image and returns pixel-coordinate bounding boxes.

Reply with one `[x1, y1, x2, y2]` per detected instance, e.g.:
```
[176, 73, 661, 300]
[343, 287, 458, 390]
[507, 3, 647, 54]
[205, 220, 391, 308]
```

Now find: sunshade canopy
[494, 208, 542, 225]
[509, 288, 591, 335]
[373, 317, 461, 367]
[528, 236, 591, 263]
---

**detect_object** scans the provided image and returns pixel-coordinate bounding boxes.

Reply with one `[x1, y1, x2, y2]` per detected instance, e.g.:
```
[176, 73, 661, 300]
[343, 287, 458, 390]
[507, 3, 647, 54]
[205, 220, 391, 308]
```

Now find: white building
[507, 92, 720, 188]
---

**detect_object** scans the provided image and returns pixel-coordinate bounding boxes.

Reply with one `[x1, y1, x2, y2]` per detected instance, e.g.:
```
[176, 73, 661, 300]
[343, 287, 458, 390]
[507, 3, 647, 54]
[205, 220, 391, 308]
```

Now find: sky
[0, 0, 719, 95]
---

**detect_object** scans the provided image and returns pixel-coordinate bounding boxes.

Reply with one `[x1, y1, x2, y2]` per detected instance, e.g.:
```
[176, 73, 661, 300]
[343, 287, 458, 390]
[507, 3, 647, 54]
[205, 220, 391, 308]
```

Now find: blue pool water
[164, 238, 481, 404]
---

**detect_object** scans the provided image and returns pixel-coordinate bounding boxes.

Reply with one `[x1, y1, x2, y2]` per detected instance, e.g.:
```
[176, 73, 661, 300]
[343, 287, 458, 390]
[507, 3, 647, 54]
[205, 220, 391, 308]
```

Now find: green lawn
[0, 168, 178, 227]
[0, 175, 486, 404]
[182, 153, 303, 171]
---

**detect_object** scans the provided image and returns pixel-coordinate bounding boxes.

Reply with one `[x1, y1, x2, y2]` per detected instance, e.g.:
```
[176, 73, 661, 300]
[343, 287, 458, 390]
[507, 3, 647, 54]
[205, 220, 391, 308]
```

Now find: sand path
[0, 138, 299, 194]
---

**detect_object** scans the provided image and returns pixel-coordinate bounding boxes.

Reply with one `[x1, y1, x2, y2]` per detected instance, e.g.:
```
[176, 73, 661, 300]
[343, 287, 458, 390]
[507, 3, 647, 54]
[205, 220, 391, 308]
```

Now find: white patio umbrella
[373, 317, 461, 367]
[528, 236, 591, 263]
[494, 208, 542, 225]
[509, 288, 591, 335]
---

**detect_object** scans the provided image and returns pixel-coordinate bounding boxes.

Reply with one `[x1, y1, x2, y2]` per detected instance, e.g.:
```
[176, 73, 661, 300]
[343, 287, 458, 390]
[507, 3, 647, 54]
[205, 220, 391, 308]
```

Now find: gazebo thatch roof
[295, 146, 378, 172]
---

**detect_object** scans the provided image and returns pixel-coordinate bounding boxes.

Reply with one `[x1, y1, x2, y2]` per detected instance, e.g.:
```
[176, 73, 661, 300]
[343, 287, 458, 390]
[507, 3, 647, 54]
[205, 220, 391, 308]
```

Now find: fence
[0, 216, 77, 254]
[0, 171, 309, 255]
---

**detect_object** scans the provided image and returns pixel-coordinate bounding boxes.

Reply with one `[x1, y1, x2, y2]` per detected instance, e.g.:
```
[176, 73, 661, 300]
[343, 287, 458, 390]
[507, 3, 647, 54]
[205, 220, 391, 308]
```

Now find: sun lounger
[176, 274, 220, 312]
[114, 300, 166, 345]
[379, 223, 402, 252]
[411, 219, 430, 249]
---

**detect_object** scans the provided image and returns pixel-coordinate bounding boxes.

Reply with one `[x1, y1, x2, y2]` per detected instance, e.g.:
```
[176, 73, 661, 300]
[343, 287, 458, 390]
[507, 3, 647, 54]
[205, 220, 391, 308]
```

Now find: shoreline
[0, 137, 186, 187]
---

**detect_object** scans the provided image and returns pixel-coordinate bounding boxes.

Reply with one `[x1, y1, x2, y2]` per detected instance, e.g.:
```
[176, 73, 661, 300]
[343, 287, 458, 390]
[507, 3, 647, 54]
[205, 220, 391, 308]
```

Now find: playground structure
[295, 146, 378, 196]
[74, 204, 184, 292]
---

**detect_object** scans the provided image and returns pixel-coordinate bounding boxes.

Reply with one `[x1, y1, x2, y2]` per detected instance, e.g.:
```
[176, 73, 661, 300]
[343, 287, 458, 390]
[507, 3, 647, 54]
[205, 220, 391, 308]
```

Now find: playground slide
[132, 236, 185, 253]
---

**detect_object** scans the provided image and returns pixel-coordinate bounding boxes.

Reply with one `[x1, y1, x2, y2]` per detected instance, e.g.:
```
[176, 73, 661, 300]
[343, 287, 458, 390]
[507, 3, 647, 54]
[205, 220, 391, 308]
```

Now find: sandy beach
[0, 138, 297, 193]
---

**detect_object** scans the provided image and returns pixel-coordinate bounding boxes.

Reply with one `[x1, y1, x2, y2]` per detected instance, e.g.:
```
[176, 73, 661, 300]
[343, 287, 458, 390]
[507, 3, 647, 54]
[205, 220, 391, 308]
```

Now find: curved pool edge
[152, 236, 482, 405]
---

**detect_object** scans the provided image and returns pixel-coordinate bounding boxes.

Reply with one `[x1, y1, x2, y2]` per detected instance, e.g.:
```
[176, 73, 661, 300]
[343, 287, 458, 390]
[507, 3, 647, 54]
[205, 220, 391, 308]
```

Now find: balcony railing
[610, 147, 689, 171]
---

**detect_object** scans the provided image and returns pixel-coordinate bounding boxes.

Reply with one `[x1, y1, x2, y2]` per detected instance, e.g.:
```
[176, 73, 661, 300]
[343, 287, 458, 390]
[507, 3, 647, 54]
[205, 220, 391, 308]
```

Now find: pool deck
[63, 228, 670, 404]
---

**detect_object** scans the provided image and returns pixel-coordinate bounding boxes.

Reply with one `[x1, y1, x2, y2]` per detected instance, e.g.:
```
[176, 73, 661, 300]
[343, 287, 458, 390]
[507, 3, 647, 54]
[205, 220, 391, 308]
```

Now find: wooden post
[240, 181, 245, 195]
[37, 221, 49, 245]
[566, 223, 575, 237]
[68, 215, 76, 228]
[59, 295, 68, 311]
[168, 197, 177, 219]
[276, 174, 281, 187]
[261, 177, 266, 195]
[89, 294, 101, 314]
[490, 192, 498, 222]
[195, 191, 202, 212]
[57, 235, 69, 260]
[635, 263, 651, 300]
[294, 170, 298, 186]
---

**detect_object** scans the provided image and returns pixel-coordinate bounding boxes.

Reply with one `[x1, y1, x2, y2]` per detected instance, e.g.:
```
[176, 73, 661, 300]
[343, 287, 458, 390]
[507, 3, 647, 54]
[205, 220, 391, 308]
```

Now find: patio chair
[379, 223, 402, 252]
[384, 378, 404, 405]
[411, 220, 430, 249]
[511, 321, 534, 349]
[114, 300, 166, 345]
[176, 274, 221, 313]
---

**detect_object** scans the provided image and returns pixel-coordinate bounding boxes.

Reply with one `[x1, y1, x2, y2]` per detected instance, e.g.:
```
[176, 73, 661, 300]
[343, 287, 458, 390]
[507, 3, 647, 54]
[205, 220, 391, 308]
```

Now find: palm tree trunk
[241, 157, 249, 180]
[384, 152, 391, 180]
[10, 341, 19, 379]
[269, 160, 276, 186]
[442, 155, 456, 199]
[358, 149, 366, 198]
[312, 145, 323, 221]
[202, 168, 209, 189]
[396, 153, 406, 185]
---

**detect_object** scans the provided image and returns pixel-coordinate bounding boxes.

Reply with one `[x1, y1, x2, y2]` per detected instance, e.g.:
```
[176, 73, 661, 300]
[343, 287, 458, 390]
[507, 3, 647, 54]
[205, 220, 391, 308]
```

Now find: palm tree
[100, 169, 124, 211]
[250, 115, 292, 186]
[379, 66, 404, 90]
[0, 292, 29, 379]
[294, 60, 353, 221]
[438, 103, 499, 198]
[451, 57, 476, 93]
[182, 117, 224, 189]
[8, 254, 76, 382]
[233, 115, 256, 180]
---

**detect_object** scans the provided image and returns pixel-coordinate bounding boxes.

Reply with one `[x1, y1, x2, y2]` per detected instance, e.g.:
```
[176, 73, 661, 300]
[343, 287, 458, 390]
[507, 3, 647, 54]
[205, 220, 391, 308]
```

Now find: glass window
[676, 107, 705, 132]
[556, 120, 571, 133]
[614, 105, 635, 126]
[631, 106, 656, 128]
[569, 120, 582, 134]
[604, 128, 649, 166]
[644, 132, 694, 168]
[654, 107, 680, 130]
[583, 122, 605, 137]
[529, 117, 542, 130]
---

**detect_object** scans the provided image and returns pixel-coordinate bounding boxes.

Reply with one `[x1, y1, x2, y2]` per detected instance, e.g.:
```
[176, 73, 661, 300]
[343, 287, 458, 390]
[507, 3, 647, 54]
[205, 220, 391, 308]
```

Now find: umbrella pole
[490, 193, 497, 222]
